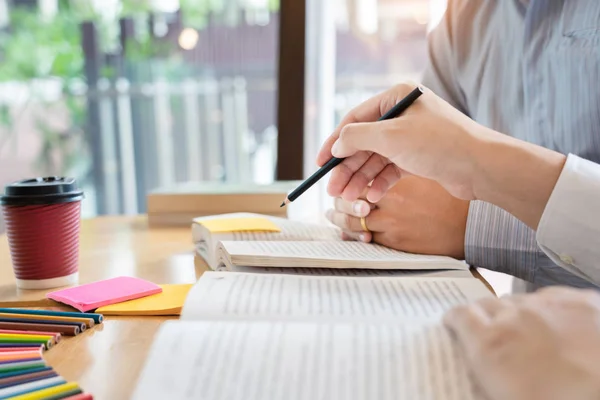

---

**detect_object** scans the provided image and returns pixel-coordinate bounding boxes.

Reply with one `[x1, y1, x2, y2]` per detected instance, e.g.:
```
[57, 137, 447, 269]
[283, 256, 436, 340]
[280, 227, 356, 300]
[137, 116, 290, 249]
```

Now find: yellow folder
[95, 284, 193, 316]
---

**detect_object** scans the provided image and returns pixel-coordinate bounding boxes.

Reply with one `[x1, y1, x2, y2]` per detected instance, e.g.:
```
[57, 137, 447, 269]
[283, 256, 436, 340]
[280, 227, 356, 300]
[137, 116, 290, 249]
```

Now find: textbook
[132, 271, 492, 400]
[193, 213, 470, 275]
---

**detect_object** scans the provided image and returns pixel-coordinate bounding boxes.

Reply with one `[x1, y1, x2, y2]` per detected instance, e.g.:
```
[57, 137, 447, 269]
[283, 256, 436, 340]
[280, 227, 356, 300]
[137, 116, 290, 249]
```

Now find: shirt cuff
[536, 154, 600, 285]
[465, 200, 540, 281]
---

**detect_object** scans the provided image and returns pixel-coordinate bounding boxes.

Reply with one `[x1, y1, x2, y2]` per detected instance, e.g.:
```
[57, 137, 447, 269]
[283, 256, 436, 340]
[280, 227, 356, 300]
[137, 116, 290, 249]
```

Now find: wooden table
[0, 215, 495, 400]
[0, 216, 210, 400]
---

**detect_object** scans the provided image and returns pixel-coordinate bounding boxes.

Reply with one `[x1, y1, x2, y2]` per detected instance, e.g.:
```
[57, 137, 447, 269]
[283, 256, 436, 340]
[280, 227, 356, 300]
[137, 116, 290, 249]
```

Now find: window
[0, 0, 282, 218]
[0, 0, 446, 223]
[302, 0, 447, 218]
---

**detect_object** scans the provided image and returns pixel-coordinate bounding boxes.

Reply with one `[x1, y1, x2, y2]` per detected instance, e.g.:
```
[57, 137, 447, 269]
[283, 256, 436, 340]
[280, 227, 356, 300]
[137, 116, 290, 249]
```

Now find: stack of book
[146, 181, 301, 227]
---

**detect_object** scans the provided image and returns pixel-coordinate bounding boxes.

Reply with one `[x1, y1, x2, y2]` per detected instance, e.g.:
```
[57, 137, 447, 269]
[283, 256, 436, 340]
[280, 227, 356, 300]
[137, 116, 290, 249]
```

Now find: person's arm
[422, 0, 556, 283]
[325, 81, 600, 286]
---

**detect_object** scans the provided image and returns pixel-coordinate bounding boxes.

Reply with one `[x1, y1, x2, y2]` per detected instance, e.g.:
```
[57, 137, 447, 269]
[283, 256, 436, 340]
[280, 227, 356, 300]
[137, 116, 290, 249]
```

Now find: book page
[219, 240, 468, 270]
[229, 265, 474, 279]
[132, 320, 482, 400]
[181, 272, 492, 322]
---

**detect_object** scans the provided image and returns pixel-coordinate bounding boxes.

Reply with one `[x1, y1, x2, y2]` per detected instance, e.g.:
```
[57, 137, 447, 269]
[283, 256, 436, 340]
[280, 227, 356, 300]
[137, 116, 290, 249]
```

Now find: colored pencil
[0, 350, 41, 358]
[0, 369, 56, 388]
[0, 345, 44, 350]
[41, 388, 83, 400]
[0, 314, 94, 329]
[0, 367, 52, 380]
[0, 339, 52, 351]
[0, 352, 42, 363]
[0, 331, 60, 341]
[0, 319, 85, 334]
[0, 359, 47, 374]
[0, 310, 103, 325]
[0, 376, 65, 398]
[0, 322, 81, 336]
[0, 357, 43, 366]
[60, 393, 93, 400]
[8, 381, 81, 400]
[0, 347, 43, 353]
[0, 334, 57, 344]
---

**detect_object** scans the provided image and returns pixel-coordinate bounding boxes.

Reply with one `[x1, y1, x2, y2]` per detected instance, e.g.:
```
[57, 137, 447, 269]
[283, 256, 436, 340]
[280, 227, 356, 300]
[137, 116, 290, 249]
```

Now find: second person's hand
[444, 287, 600, 400]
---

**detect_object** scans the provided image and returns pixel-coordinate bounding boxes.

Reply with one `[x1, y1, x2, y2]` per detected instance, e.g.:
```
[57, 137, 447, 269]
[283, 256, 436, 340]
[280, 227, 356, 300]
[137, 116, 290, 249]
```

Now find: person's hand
[316, 83, 567, 229]
[444, 287, 600, 400]
[316, 83, 485, 203]
[325, 176, 469, 259]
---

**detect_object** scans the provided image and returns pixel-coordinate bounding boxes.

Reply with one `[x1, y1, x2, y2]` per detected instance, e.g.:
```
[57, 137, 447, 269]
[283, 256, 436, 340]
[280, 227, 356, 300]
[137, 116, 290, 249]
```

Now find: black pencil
[280, 85, 425, 207]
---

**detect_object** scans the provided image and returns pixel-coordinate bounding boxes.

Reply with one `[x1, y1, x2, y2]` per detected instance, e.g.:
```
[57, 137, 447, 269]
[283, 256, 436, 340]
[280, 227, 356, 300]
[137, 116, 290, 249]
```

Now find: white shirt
[537, 154, 600, 285]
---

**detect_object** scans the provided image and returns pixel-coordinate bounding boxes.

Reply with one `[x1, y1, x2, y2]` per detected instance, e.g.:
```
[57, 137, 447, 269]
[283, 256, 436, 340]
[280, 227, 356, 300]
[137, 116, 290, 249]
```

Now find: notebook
[132, 271, 492, 399]
[193, 213, 469, 276]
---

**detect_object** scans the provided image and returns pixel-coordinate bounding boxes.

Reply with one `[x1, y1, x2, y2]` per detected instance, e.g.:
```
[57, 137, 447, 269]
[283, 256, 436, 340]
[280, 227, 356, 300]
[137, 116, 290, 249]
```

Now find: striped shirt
[422, 0, 600, 290]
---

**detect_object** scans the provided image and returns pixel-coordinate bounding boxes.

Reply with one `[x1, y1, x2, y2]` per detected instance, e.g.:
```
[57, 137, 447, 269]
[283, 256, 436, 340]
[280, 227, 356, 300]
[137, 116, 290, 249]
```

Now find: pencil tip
[280, 202, 286, 208]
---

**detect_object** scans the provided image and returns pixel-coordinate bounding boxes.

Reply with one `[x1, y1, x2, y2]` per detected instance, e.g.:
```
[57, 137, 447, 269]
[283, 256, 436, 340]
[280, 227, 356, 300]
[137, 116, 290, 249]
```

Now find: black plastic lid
[0, 177, 84, 206]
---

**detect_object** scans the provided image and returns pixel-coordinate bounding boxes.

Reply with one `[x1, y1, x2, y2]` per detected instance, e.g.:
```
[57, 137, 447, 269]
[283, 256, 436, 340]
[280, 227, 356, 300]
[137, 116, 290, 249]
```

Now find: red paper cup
[1, 177, 84, 289]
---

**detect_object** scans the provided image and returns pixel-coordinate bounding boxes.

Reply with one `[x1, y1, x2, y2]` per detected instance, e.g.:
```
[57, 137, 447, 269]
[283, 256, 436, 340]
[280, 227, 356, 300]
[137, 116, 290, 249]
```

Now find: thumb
[331, 119, 405, 160]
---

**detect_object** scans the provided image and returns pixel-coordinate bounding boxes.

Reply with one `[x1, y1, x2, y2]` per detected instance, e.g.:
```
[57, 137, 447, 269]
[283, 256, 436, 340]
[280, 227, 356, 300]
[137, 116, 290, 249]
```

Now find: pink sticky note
[46, 277, 162, 312]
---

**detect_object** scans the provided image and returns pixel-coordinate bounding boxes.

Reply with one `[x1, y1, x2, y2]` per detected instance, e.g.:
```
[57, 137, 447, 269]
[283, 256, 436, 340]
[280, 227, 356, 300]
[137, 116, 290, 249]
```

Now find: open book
[132, 271, 491, 400]
[194, 213, 471, 277]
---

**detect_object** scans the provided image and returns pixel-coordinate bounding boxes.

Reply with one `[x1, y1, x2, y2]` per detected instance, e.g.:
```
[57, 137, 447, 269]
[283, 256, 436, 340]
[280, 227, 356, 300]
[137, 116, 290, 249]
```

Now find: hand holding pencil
[316, 83, 494, 203]
[282, 84, 424, 206]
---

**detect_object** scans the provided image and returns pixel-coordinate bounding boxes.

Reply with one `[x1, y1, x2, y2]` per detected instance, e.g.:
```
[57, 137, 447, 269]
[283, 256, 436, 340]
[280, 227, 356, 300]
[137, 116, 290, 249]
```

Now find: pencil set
[0, 309, 103, 345]
[0, 309, 102, 399]
[0, 349, 91, 399]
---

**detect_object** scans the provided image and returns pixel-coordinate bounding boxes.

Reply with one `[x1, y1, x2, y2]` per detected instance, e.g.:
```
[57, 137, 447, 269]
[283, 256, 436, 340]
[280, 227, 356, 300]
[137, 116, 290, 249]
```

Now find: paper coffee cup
[0, 177, 84, 289]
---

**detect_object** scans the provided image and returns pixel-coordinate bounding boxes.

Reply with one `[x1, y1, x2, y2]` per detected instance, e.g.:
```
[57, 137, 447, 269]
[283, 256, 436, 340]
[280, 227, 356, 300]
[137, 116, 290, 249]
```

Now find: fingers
[367, 164, 402, 203]
[333, 197, 373, 217]
[476, 297, 509, 319]
[325, 207, 387, 234]
[316, 104, 379, 167]
[342, 154, 390, 201]
[331, 119, 404, 159]
[316, 133, 341, 167]
[341, 230, 372, 243]
[444, 304, 491, 351]
[325, 209, 364, 233]
[327, 152, 372, 198]
[316, 83, 417, 166]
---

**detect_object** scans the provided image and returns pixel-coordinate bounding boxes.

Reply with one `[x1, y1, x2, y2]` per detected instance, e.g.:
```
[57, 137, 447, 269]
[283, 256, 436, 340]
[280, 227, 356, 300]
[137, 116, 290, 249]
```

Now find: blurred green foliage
[0, 0, 279, 177]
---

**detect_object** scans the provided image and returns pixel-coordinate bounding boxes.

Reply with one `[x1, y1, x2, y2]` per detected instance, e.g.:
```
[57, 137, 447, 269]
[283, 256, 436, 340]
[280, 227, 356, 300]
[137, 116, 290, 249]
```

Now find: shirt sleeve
[465, 201, 542, 282]
[536, 154, 600, 286]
